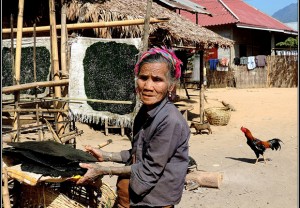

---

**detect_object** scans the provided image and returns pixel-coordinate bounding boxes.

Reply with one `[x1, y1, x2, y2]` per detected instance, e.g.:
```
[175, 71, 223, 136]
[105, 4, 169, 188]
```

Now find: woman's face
[136, 62, 174, 108]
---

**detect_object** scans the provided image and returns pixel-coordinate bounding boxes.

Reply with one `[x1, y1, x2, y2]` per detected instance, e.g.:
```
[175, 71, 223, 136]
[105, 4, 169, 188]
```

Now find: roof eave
[236, 24, 298, 35]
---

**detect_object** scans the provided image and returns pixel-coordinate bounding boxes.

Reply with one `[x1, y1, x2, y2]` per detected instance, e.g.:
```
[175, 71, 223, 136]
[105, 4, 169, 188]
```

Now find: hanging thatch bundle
[2, 0, 233, 47]
[66, 0, 234, 48]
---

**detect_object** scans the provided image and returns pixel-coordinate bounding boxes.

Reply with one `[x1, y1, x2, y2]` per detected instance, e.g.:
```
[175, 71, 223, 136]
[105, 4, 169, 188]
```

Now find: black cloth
[3, 140, 98, 177]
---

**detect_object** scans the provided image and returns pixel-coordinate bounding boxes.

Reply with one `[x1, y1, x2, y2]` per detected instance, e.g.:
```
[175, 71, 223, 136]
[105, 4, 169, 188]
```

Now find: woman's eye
[138, 75, 148, 81]
[153, 77, 162, 82]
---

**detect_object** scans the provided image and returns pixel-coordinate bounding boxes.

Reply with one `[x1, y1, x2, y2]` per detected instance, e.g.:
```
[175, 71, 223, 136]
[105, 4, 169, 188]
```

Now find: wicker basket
[204, 107, 231, 126]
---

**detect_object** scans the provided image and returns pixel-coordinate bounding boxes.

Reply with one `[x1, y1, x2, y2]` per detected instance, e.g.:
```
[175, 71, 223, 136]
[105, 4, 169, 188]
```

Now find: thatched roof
[66, 0, 233, 49]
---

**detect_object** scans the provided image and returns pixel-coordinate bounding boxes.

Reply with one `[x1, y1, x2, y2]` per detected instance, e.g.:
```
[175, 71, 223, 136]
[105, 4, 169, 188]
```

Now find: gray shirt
[120, 98, 190, 206]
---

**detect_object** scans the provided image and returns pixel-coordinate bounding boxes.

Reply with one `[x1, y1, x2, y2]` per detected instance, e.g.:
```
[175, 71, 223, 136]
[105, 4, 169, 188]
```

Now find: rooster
[240, 126, 283, 164]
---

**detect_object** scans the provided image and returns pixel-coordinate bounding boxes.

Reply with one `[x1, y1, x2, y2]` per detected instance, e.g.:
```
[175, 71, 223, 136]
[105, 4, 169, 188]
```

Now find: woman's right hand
[76, 163, 105, 185]
[84, 145, 105, 162]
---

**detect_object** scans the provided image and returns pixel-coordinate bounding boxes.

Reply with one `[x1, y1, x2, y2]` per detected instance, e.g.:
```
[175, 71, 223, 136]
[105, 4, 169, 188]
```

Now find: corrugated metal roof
[180, 0, 297, 33]
[156, 0, 211, 15]
[224, 0, 296, 32]
[179, 0, 237, 26]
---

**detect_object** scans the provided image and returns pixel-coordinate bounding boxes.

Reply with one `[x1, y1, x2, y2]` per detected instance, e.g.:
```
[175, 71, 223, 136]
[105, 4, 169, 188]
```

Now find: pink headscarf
[134, 46, 183, 79]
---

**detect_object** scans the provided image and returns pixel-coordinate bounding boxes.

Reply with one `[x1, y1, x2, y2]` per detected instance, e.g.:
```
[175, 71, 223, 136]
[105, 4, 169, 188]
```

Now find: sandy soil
[67, 87, 297, 208]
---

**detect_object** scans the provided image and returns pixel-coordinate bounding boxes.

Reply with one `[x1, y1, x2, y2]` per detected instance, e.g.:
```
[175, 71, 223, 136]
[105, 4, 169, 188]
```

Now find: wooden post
[13, 0, 25, 141]
[49, 0, 64, 135]
[199, 50, 204, 123]
[142, 0, 153, 52]
[200, 84, 205, 123]
[199, 50, 204, 87]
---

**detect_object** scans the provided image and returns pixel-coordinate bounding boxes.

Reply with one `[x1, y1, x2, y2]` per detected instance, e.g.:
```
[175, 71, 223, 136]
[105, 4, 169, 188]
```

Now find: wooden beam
[142, 0, 153, 52]
[2, 18, 170, 34]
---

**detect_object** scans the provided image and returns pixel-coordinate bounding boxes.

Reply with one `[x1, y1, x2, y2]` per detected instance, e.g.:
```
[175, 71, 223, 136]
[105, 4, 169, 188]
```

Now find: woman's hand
[76, 163, 106, 185]
[84, 145, 105, 162]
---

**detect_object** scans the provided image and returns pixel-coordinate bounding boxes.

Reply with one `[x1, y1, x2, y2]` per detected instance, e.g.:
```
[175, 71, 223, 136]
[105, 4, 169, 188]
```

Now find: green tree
[276, 37, 298, 49]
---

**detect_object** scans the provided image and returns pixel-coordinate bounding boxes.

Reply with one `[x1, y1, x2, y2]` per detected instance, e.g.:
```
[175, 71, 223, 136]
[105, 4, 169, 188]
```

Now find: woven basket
[204, 107, 231, 126]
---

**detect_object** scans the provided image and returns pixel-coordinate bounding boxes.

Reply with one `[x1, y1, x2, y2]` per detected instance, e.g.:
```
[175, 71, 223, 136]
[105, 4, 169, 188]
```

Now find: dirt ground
[74, 87, 298, 208]
[36, 87, 300, 207]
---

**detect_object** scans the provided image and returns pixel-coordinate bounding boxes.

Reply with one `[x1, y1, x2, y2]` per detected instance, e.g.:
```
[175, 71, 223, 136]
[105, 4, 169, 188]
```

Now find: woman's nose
[144, 79, 153, 89]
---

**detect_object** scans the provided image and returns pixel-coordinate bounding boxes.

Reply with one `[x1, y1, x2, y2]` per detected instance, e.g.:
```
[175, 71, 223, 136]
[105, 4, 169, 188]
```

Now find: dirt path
[75, 87, 298, 208]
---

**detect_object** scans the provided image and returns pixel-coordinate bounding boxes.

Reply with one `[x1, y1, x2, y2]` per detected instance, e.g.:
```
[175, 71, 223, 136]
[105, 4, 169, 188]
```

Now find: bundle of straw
[98, 182, 117, 208]
[18, 182, 116, 208]
[19, 184, 85, 208]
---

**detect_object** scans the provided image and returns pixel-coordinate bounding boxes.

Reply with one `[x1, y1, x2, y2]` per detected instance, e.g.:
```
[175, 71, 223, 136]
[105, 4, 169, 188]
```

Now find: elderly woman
[77, 47, 190, 208]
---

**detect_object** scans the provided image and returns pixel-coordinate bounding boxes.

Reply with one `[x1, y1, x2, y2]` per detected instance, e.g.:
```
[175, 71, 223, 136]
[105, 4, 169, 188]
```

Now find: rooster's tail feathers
[268, 138, 283, 150]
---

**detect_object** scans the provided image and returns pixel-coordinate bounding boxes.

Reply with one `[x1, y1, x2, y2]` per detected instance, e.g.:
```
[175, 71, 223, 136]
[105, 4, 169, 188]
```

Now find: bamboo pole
[49, 0, 64, 136]
[142, 0, 153, 52]
[41, 96, 133, 104]
[2, 108, 68, 113]
[2, 168, 11, 208]
[33, 23, 43, 141]
[10, 14, 15, 85]
[13, 0, 25, 141]
[2, 120, 69, 135]
[2, 18, 169, 34]
[61, 0, 69, 136]
[14, 0, 24, 85]
[2, 79, 69, 93]
[59, 130, 83, 139]
[44, 118, 62, 143]
[60, 1, 67, 79]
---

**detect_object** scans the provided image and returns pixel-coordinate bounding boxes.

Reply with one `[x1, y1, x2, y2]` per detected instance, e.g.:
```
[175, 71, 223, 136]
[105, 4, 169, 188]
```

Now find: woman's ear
[168, 83, 175, 92]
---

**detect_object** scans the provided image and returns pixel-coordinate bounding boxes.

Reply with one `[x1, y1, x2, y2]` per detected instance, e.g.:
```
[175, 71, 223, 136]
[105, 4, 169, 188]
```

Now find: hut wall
[232, 66, 267, 88]
[206, 70, 236, 88]
[266, 55, 298, 88]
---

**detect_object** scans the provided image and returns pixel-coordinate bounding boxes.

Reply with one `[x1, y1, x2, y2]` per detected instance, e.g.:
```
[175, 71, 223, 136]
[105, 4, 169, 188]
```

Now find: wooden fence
[206, 55, 298, 88]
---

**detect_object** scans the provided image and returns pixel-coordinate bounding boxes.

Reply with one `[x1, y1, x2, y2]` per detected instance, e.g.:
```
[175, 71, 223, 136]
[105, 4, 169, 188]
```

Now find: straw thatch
[66, 0, 234, 49]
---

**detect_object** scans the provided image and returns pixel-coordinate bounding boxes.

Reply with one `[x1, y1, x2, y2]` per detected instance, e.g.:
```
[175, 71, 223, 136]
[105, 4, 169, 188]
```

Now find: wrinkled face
[136, 62, 174, 108]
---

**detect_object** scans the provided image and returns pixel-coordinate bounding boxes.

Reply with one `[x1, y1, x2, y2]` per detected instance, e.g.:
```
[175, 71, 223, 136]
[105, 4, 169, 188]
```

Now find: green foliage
[2, 46, 51, 94]
[276, 37, 298, 48]
[83, 41, 138, 115]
